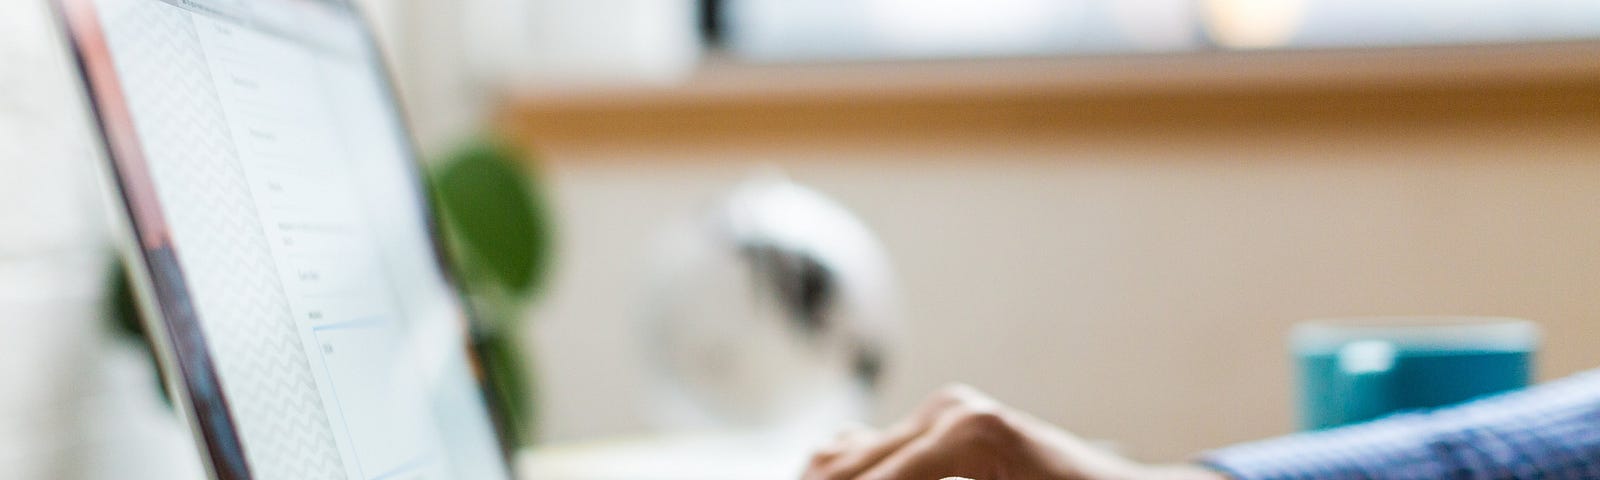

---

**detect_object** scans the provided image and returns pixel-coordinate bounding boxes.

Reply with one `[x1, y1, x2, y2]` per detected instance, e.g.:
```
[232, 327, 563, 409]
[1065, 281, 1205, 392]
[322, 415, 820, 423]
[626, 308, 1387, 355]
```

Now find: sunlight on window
[1202, 0, 1308, 49]
[868, 0, 1065, 54]
[720, 0, 1600, 62]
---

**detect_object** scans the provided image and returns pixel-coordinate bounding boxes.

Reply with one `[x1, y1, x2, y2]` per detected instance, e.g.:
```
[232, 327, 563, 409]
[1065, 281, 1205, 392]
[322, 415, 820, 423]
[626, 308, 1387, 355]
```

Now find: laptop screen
[57, 0, 513, 478]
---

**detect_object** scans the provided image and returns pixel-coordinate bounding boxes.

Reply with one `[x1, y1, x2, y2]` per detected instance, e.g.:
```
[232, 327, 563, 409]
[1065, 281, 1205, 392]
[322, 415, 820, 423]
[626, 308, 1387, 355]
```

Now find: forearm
[1200, 369, 1600, 480]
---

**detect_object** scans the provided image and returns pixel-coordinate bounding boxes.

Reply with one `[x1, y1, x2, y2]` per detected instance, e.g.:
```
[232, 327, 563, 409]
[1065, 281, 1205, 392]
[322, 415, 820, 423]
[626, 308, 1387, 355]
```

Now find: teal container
[1292, 317, 1538, 430]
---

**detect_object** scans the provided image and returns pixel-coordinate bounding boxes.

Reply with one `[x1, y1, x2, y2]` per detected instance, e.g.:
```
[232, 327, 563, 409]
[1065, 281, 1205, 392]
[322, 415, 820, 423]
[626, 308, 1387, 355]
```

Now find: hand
[801, 385, 1227, 480]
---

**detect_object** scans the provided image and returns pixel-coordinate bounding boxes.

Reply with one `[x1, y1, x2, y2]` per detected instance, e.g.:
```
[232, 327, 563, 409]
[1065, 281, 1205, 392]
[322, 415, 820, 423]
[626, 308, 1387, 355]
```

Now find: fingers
[804, 385, 1142, 480]
[806, 384, 999, 480]
[855, 402, 1019, 480]
[851, 409, 968, 480]
[807, 422, 922, 480]
[810, 423, 877, 465]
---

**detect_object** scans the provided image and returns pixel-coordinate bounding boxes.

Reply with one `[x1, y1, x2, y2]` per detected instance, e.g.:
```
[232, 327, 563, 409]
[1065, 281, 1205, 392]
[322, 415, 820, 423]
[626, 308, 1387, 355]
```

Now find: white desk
[518, 431, 812, 480]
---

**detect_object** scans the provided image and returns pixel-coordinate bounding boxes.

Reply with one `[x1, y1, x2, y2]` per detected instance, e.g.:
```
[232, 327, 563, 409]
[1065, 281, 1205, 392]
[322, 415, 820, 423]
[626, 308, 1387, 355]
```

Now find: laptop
[52, 0, 515, 478]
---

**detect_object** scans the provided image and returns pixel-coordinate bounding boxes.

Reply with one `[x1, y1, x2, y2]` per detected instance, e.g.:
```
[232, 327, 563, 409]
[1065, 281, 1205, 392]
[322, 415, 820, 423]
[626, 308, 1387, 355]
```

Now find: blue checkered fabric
[1202, 368, 1600, 480]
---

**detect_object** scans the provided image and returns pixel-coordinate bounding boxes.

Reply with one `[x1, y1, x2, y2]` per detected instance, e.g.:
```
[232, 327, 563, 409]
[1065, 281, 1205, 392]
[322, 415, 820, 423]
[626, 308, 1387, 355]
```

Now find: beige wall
[521, 77, 1600, 461]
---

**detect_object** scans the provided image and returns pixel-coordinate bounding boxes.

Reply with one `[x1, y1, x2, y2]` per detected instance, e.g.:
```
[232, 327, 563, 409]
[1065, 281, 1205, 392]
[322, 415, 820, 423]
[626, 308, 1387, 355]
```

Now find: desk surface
[518, 432, 810, 480]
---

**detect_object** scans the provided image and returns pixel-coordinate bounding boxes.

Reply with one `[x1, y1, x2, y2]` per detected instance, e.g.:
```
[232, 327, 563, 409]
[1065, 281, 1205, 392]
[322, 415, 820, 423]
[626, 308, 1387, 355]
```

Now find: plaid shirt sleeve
[1200, 368, 1600, 480]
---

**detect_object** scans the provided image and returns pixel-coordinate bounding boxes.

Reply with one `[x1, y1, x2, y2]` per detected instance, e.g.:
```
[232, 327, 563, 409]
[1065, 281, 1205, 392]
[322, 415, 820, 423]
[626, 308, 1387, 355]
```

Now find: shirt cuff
[1198, 413, 1450, 480]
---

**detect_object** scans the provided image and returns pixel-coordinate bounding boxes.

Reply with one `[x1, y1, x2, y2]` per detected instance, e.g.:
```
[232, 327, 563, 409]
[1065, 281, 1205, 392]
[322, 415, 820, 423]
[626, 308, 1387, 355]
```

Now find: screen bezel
[50, 1, 515, 478]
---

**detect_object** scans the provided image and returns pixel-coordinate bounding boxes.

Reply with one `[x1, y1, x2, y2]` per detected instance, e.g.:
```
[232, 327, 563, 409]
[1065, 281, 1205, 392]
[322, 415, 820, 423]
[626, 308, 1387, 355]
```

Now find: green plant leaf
[107, 260, 144, 338]
[431, 137, 553, 314]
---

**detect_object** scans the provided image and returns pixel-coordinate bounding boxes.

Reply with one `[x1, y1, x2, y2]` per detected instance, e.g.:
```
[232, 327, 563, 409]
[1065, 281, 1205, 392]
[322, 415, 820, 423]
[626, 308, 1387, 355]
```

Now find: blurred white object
[68, 340, 208, 480]
[0, 0, 102, 258]
[1205, 0, 1600, 50]
[644, 176, 900, 443]
[1287, 0, 1600, 48]
[0, 293, 204, 480]
[727, 0, 1600, 60]
[1, 1, 198, 478]
[0, 3, 101, 476]
[463, 0, 703, 85]
[724, 0, 1200, 61]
